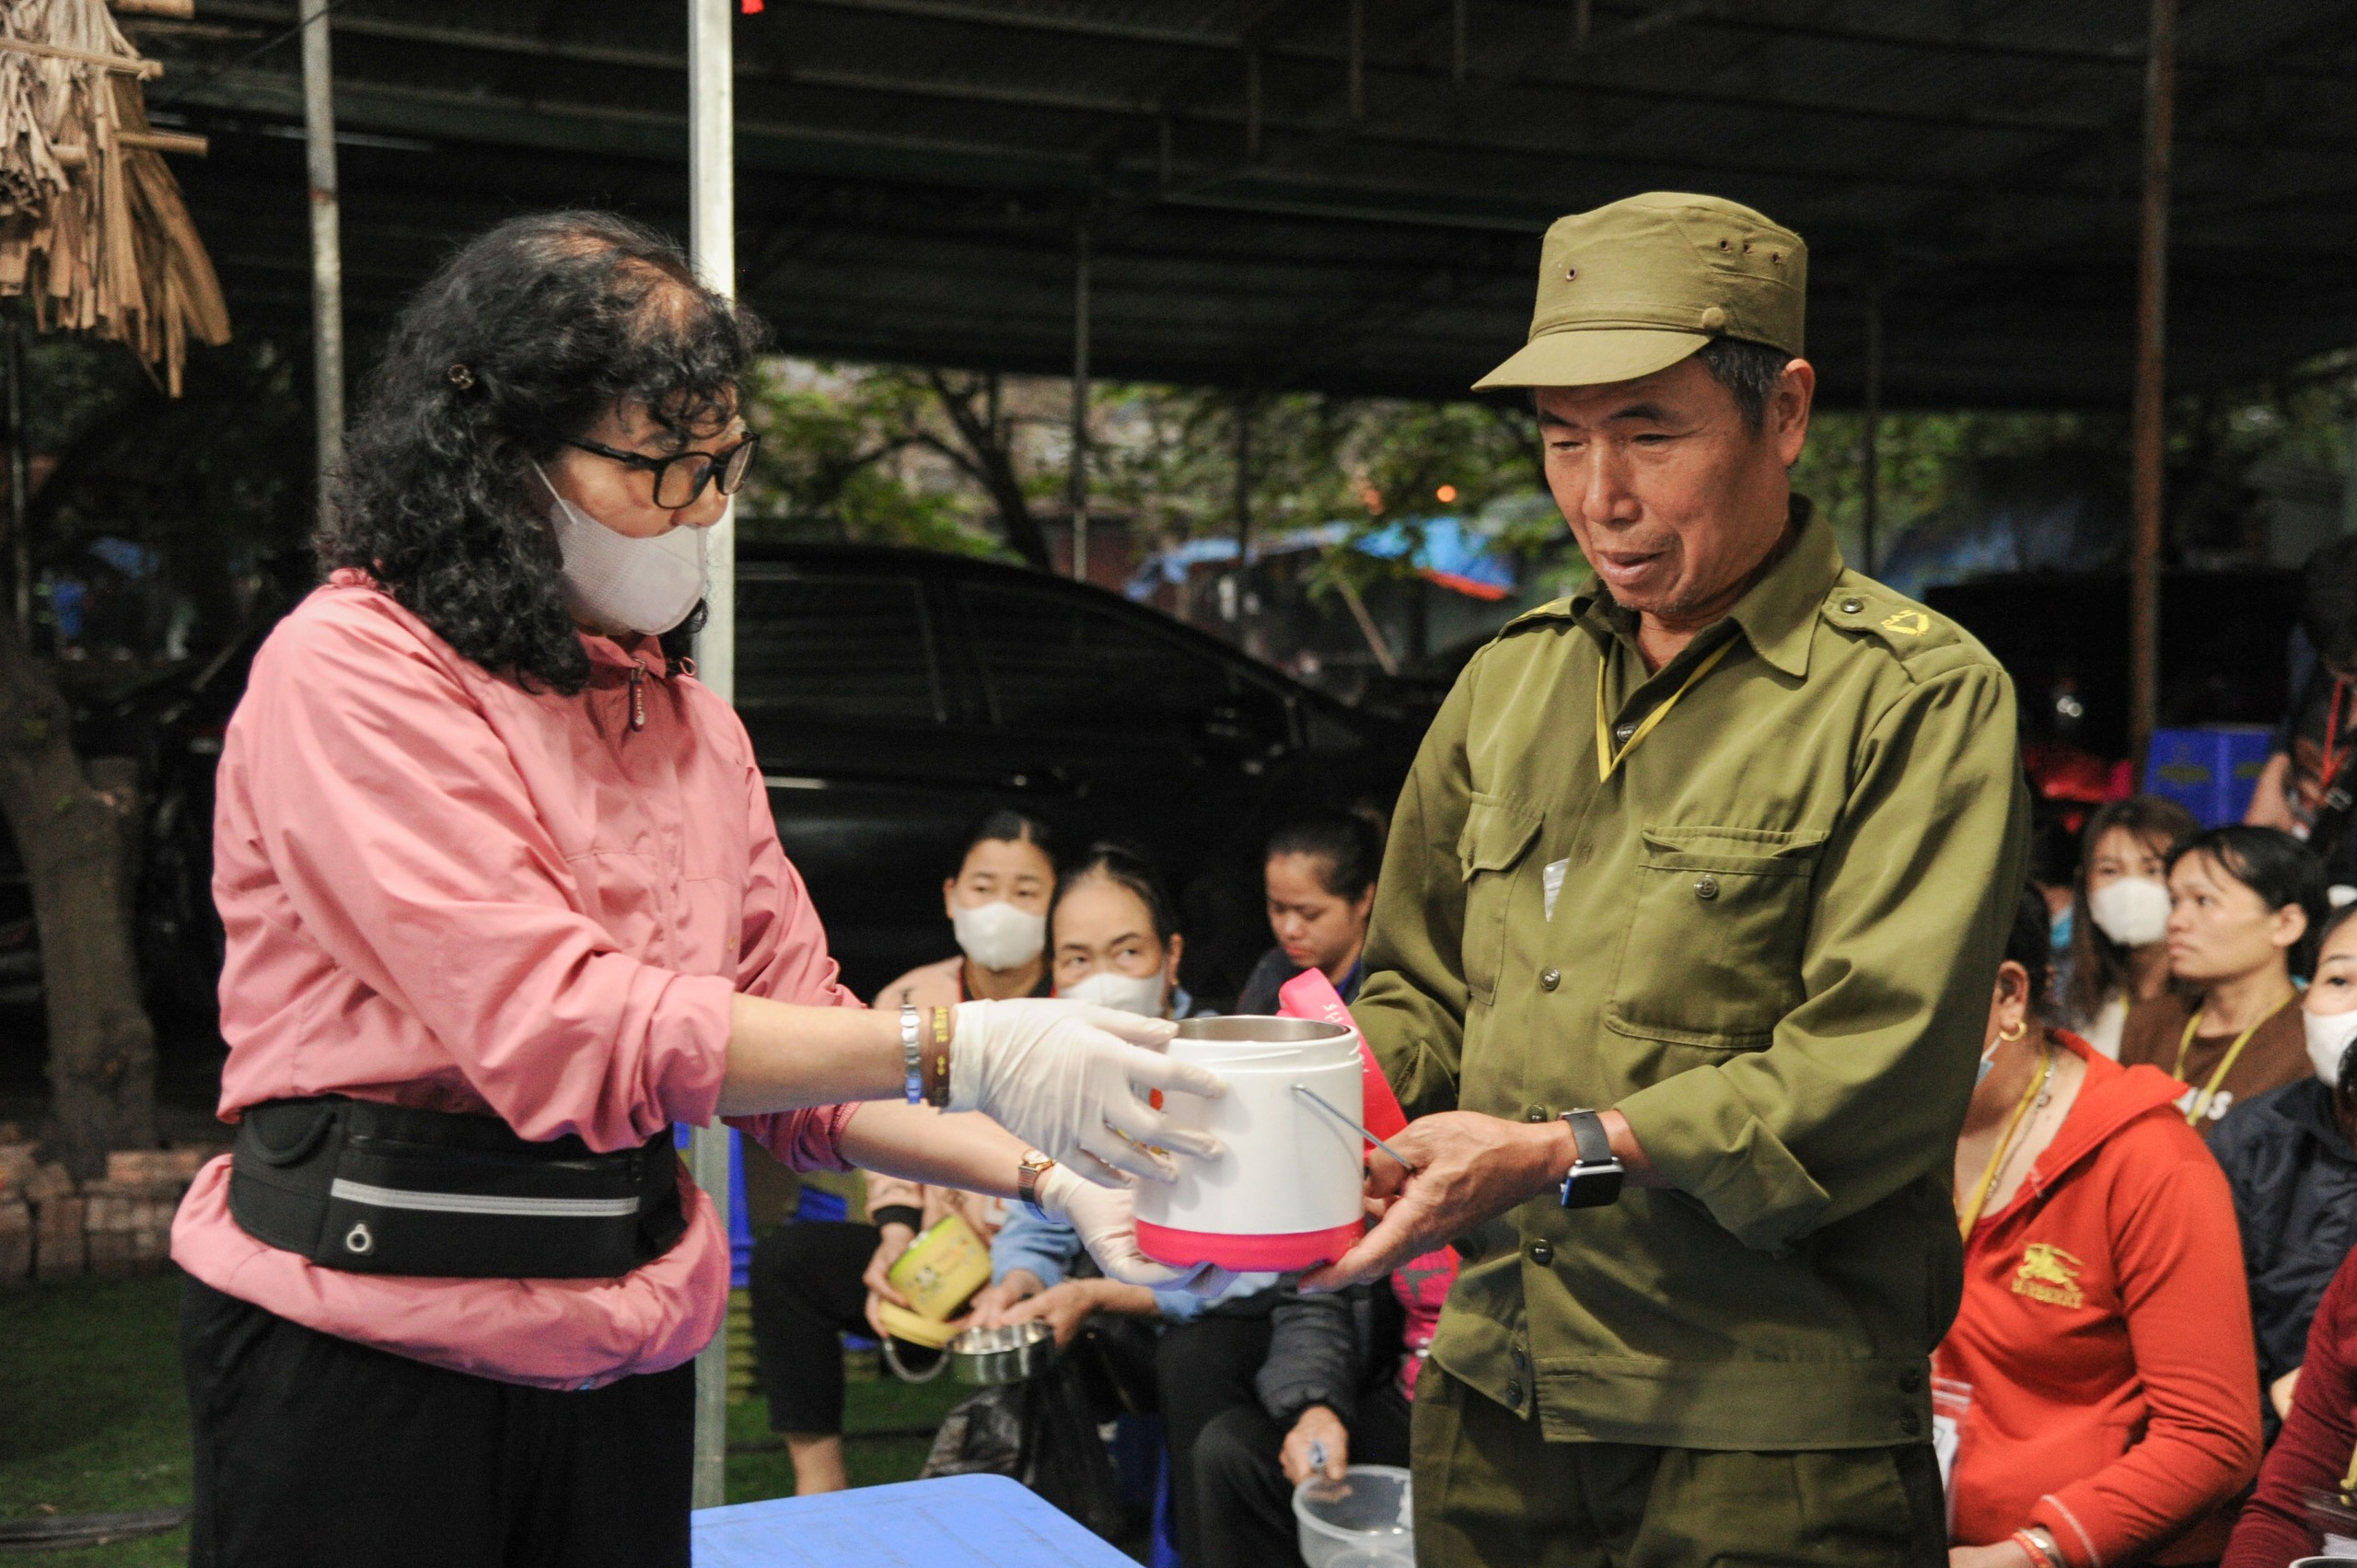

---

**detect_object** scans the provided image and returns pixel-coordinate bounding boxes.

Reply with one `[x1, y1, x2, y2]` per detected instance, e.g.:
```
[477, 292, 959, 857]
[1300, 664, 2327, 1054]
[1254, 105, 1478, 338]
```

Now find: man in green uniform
[1306, 192, 2029, 1564]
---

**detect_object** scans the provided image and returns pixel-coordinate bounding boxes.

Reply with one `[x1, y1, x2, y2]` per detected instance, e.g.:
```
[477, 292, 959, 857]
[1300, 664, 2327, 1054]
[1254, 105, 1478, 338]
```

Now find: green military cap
[1474, 192, 1806, 390]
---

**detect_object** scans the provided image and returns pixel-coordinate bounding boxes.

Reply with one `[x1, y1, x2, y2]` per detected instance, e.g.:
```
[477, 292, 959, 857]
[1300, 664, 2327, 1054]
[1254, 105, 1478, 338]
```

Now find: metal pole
[686, 0, 736, 1516]
[1069, 224, 1090, 584]
[1861, 281, 1882, 579]
[6, 320, 27, 638]
[299, 0, 342, 528]
[2129, 0, 2175, 761]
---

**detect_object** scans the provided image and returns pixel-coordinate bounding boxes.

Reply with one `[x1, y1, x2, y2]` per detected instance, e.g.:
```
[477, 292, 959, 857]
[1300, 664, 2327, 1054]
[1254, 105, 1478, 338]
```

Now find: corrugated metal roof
[122, 0, 2357, 404]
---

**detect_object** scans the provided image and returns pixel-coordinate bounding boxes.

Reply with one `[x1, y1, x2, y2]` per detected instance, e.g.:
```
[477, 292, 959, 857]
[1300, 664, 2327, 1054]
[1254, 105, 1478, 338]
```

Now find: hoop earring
[1997, 1020, 2028, 1043]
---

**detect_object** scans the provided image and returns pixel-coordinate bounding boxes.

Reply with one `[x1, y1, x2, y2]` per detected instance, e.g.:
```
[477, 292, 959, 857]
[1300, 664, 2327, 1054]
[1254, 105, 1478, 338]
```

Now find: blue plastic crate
[2143, 726, 2276, 828]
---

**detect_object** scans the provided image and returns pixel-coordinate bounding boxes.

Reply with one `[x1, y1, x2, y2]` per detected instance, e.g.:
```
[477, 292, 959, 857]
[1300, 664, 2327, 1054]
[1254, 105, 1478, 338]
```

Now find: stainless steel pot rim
[947, 1321, 1054, 1355]
[1173, 1016, 1352, 1043]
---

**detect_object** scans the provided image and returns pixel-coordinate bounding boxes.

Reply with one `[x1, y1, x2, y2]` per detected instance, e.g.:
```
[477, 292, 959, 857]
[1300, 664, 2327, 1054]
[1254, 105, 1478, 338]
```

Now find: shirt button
[1526, 1105, 1550, 1122]
[1512, 1348, 1528, 1370]
[1613, 721, 1636, 743]
[1506, 1380, 1523, 1405]
[1840, 597, 1864, 614]
[1898, 1410, 1922, 1436]
[1693, 875, 1720, 900]
[1528, 1239, 1554, 1265]
[1539, 967, 1561, 991]
[1898, 1366, 1923, 1394]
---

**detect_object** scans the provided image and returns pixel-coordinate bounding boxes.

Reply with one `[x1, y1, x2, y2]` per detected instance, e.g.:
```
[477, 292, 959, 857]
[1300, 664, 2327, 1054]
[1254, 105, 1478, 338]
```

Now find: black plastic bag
[920, 1356, 1127, 1540]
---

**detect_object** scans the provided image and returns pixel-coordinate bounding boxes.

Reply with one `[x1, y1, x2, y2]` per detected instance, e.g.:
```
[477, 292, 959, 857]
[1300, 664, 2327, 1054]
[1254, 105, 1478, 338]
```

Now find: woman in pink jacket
[169, 211, 1223, 1568]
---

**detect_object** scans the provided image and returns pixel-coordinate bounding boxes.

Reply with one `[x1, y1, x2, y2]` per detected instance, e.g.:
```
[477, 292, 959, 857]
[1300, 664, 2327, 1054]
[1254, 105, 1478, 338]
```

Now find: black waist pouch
[228, 1096, 687, 1279]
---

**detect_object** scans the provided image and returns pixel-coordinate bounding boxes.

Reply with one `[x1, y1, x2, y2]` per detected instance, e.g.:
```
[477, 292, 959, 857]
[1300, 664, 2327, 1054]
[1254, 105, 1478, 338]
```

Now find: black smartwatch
[1558, 1109, 1626, 1210]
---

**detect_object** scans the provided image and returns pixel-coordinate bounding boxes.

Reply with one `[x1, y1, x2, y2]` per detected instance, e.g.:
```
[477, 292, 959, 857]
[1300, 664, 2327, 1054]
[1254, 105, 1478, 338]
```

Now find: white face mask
[2306, 1007, 2357, 1088]
[2087, 876, 2172, 948]
[535, 461, 707, 636]
[952, 900, 1046, 972]
[1062, 966, 1167, 1018]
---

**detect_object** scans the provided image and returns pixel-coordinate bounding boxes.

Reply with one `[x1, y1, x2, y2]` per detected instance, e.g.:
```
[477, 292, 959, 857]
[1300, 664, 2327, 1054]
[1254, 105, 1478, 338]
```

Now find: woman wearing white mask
[975, 843, 1290, 1566]
[172, 213, 1222, 1568]
[875, 811, 1059, 1011]
[749, 812, 1059, 1496]
[2119, 825, 2323, 1139]
[1048, 842, 1205, 1021]
[2060, 796, 2199, 1058]
[2214, 902, 2357, 1428]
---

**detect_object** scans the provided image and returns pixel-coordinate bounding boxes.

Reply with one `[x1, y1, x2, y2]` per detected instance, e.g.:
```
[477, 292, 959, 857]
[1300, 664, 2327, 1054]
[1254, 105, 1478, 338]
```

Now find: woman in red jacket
[1938, 888, 2262, 1567]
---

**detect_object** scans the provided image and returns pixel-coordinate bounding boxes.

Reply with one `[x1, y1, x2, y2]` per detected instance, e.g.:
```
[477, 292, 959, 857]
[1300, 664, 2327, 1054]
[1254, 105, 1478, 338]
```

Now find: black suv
[0, 548, 1413, 1038]
[733, 545, 1414, 1002]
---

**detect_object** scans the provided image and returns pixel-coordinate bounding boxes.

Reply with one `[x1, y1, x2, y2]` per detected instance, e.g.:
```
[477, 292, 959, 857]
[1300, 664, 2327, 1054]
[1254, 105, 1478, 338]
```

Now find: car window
[735, 575, 943, 724]
[961, 583, 1260, 737]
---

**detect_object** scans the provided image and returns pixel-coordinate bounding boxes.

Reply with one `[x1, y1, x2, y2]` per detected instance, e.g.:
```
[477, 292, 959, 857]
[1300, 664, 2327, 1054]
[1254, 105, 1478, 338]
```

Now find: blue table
[691, 1474, 1136, 1567]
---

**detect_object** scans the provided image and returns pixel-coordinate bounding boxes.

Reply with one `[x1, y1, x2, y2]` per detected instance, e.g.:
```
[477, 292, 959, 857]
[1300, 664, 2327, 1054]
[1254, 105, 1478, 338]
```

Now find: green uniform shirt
[1357, 504, 2028, 1451]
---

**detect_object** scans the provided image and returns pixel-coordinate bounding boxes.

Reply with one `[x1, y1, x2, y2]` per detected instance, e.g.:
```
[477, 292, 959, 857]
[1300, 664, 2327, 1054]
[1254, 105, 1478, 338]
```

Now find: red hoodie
[1935, 1031, 2263, 1565]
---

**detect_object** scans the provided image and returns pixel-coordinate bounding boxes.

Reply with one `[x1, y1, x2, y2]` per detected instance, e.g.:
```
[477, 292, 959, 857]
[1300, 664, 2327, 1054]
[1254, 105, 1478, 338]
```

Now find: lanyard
[1594, 638, 1735, 784]
[1956, 1044, 2051, 1240]
[2170, 993, 2295, 1125]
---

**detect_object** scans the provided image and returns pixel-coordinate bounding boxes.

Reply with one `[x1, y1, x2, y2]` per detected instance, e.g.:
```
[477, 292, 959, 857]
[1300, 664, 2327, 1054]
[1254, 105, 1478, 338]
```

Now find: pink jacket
[172, 573, 862, 1389]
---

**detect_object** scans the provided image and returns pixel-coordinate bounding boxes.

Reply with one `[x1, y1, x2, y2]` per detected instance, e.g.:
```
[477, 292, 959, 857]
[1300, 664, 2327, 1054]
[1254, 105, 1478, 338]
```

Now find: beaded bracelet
[923, 1005, 954, 1109]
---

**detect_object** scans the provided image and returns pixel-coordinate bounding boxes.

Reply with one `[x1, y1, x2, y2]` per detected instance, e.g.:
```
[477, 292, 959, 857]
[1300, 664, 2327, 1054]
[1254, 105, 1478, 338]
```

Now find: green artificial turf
[0, 1272, 975, 1563]
[0, 1274, 192, 1566]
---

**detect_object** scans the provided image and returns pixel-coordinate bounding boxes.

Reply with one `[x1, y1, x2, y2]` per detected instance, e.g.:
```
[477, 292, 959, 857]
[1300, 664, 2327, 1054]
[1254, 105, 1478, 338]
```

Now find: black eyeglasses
[567, 434, 761, 509]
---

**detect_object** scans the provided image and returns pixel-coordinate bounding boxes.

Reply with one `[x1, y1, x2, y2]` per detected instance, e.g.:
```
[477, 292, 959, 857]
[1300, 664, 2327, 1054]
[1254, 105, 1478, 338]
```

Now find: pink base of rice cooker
[1136, 1016, 1366, 1273]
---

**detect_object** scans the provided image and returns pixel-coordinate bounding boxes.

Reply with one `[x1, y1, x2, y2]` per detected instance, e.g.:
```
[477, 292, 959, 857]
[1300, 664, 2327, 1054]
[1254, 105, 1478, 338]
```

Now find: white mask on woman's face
[1062, 967, 1167, 1018]
[2306, 1006, 2357, 1088]
[535, 461, 707, 636]
[952, 900, 1046, 971]
[2086, 876, 2172, 948]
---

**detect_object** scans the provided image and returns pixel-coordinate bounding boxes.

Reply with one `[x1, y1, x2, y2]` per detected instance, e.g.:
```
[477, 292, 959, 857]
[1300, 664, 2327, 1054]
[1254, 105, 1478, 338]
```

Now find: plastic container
[1134, 1016, 1365, 1272]
[1292, 1464, 1413, 1568]
[2143, 725, 2275, 826]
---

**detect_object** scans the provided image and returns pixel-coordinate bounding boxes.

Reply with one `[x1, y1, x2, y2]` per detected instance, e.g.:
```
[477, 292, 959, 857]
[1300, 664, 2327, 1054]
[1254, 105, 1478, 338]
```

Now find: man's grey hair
[1694, 338, 1794, 434]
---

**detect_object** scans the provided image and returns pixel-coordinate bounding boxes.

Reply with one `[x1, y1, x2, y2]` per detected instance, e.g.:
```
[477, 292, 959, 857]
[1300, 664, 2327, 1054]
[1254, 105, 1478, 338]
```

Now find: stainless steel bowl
[946, 1321, 1056, 1387]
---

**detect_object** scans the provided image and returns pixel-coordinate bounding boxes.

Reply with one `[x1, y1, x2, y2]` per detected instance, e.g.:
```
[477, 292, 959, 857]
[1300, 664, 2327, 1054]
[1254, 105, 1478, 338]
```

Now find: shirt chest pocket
[1457, 792, 1543, 1007]
[1606, 825, 1825, 1049]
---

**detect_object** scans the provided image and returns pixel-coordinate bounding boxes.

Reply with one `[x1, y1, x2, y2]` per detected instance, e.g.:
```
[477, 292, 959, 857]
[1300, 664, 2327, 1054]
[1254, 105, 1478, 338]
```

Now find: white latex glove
[949, 999, 1225, 1184]
[1034, 1162, 1235, 1297]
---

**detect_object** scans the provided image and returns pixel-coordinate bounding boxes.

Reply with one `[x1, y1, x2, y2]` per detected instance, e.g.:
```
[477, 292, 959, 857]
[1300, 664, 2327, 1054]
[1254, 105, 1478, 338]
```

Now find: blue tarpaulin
[1127, 517, 1515, 602]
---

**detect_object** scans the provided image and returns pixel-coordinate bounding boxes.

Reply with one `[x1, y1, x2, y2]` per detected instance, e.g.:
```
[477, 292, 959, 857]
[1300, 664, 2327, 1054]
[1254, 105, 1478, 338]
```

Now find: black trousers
[180, 1275, 691, 1568]
[746, 1218, 878, 1434]
[1155, 1311, 1276, 1568]
[1194, 1381, 1413, 1568]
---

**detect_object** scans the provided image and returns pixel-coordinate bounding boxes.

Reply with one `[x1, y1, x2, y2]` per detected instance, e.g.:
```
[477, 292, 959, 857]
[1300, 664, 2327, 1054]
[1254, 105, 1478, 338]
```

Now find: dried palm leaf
[0, 0, 228, 394]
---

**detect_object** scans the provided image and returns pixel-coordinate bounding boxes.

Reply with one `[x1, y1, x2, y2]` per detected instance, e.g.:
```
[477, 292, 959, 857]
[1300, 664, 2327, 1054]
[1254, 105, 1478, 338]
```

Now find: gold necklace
[1957, 1039, 2053, 1239]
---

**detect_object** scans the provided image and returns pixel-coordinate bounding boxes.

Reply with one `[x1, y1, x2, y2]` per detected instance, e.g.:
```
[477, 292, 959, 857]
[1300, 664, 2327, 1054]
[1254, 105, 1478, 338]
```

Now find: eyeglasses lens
[717, 437, 757, 496]
[653, 440, 755, 508]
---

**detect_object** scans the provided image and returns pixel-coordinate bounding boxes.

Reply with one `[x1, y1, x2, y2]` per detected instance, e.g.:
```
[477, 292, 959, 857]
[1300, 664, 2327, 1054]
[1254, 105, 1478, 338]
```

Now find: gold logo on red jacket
[2011, 1243, 2086, 1309]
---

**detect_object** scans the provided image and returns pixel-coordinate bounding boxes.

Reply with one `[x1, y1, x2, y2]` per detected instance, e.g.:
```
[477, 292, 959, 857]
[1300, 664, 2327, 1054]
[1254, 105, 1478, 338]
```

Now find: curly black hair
[319, 210, 766, 694]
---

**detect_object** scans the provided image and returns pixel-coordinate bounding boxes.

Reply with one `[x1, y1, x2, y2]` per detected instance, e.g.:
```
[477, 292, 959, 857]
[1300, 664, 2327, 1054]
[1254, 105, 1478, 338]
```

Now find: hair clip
[447, 363, 476, 390]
